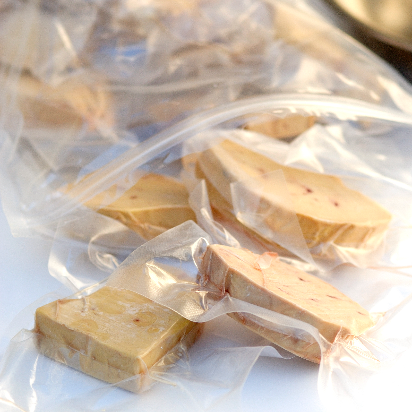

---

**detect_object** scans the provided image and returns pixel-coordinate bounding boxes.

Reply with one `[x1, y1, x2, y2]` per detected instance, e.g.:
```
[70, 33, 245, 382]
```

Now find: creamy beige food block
[35, 286, 202, 392]
[70, 173, 196, 240]
[200, 244, 374, 363]
[244, 114, 316, 140]
[10, 72, 113, 133]
[191, 160, 286, 254]
[197, 139, 392, 250]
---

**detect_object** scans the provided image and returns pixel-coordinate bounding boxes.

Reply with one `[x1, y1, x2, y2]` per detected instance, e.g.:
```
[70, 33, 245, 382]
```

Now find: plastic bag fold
[3, 222, 412, 411]
[3, 0, 412, 242]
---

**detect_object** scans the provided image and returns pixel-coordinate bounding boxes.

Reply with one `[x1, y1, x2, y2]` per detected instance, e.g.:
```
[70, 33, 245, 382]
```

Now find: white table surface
[0, 205, 60, 348]
[0, 201, 325, 412]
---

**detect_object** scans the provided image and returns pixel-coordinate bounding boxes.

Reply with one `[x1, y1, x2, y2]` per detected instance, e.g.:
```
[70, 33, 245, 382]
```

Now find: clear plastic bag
[2, 222, 412, 411]
[3, 0, 412, 242]
[183, 124, 412, 269]
[3, 1, 412, 411]
[9, 94, 411, 278]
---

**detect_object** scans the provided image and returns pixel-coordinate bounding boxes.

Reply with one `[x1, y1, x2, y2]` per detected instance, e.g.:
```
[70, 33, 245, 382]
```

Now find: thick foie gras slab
[35, 286, 202, 392]
[69, 172, 196, 240]
[197, 139, 392, 250]
[192, 159, 289, 254]
[200, 244, 374, 363]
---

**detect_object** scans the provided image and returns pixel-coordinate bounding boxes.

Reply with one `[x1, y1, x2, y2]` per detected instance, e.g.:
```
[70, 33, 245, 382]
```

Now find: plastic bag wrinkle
[4, 1, 412, 410]
[4, 222, 412, 411]
[6, 0, 412, 242]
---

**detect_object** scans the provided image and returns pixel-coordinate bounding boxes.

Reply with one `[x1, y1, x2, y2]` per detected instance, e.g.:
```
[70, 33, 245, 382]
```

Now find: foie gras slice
[244, 113, 316, 140]
[71, 172, 196, 240]
[200, 244, 374, 363]
[9, 71, 113, 134]
[197, 139, 392, 250]
[35, 286, 202, 392]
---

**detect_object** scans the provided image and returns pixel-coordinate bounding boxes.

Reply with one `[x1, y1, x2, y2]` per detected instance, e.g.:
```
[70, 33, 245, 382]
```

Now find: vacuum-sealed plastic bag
[3, 2, 412, 410]
[10, 94, 411, 281]
[3, 0, 412, 244]
[2, 222, 412, 411]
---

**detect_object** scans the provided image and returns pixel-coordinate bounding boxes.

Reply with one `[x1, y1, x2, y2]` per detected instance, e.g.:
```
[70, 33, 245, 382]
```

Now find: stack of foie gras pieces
[33, 242, 377, 394]
[65, 136, 391, 255]
[0, 4, 113, 144]
[192, 137, 389, 362]
[34, 137, 391, 390]
[35, 174, 200, 392]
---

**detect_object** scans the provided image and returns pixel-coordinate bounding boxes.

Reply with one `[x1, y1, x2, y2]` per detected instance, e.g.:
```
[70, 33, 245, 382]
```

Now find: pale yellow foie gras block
[69, 172, 196, 240]
[35, 286, 203, 393]
[197, 139, 392, 251]
[200, 244, 375, 363]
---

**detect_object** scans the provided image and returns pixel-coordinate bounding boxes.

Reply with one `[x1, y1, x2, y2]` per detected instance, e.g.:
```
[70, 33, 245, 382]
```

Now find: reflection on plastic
[2, 222, 412, 411]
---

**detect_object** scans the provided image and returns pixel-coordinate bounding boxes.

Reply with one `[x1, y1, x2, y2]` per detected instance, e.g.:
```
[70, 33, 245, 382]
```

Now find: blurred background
[322, 0, 412, 82]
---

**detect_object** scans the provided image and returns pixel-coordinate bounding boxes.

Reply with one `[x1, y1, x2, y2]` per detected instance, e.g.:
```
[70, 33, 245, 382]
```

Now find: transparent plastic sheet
[5, 96, 410, 278]
[0, 321, 281, 412]
[3, 3, 412, 410]
[4, 0, 412, 241]
[4, 93, 412, 244]
[182, 121, 412, 271]
[47, 207, 146, 291]
[3, 222, 412, 411]
[2, 0, 412, 110]
[0, 0, 100, 85]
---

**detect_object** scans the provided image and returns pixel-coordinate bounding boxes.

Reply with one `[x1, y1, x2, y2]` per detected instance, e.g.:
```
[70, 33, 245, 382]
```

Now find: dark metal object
[324, 0, 412, 82]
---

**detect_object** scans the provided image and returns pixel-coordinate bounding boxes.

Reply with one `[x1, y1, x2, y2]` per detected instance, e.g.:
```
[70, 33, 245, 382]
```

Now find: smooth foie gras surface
[35, 286, 202, 392]
[244, 113, 317, 140]
[67, 172, 196, 240]
[197, 139, 392, 251]
[191, 158, 293, 255]
[200, 244, 374, 363]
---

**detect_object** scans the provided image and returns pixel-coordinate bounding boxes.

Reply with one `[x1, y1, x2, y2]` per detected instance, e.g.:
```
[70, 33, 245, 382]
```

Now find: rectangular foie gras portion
[197, 139, 392, 251]
[67, 172, 196, 240]
[35, 286, 202, 392]
[200, 244, 374, 363]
